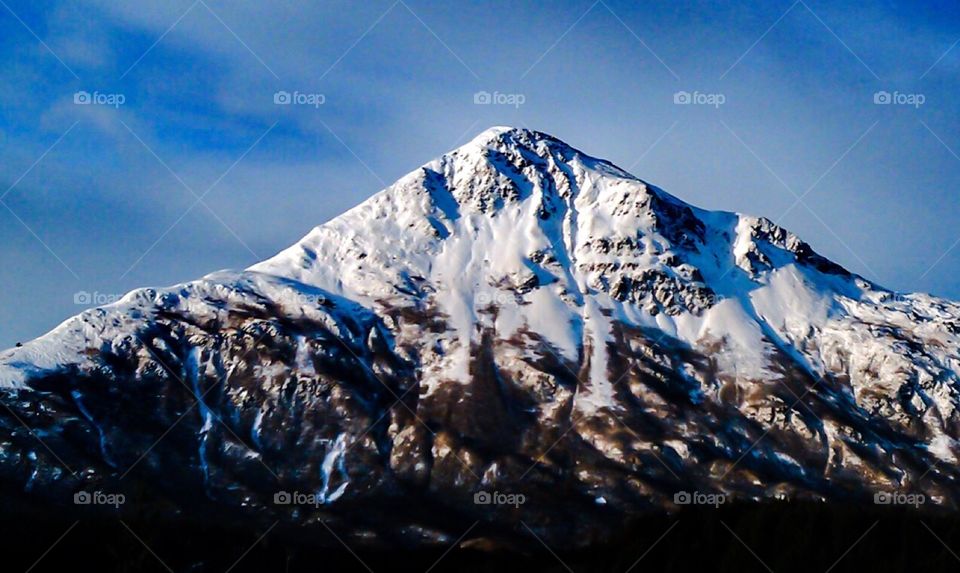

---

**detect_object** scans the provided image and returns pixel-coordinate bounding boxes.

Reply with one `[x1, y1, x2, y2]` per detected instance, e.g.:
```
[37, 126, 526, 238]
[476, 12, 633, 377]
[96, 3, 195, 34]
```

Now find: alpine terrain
[2, 127, 959, 548]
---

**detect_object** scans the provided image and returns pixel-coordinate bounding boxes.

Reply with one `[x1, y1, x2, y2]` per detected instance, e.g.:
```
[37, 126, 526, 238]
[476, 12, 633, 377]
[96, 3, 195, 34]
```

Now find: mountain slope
[1, 127, 959, 547]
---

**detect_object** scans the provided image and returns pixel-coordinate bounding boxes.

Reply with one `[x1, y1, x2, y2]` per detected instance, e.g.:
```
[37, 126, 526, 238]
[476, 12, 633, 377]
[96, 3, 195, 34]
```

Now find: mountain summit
[2, 127, 959, 547]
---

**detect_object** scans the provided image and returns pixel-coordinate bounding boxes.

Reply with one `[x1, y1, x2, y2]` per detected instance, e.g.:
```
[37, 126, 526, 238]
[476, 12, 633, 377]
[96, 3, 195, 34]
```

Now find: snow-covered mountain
[2, 127, 959, 547]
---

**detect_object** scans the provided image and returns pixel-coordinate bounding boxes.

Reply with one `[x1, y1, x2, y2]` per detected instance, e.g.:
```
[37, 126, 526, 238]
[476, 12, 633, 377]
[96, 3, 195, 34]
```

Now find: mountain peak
[467, 124, 520, 143]
[453, 126, 622, 181]
[252, 127, 862, 318]
[244, 127, 877, 386]
[465, 125, 553, 147]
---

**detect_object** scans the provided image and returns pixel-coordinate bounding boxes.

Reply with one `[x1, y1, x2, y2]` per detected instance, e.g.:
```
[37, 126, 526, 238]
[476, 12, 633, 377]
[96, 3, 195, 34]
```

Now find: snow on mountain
[250, 125, 960, 428]
[2, 126, 960, 546]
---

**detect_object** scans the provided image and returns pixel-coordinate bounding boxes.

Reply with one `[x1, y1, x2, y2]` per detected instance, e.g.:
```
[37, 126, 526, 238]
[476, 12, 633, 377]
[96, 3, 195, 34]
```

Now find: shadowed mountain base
[1, 501, 956, 573]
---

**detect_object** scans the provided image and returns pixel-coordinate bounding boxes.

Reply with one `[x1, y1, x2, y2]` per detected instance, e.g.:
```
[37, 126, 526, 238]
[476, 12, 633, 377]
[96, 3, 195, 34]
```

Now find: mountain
[1, 126, 959, 548]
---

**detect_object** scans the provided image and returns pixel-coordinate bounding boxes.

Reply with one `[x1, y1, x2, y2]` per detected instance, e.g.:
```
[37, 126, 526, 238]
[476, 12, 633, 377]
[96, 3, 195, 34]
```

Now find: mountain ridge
[1, 126, 959, 547]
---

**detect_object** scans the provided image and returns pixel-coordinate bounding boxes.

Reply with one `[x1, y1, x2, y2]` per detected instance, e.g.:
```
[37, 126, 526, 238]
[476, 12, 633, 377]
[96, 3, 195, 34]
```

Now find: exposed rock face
[2, 127, 960, 548]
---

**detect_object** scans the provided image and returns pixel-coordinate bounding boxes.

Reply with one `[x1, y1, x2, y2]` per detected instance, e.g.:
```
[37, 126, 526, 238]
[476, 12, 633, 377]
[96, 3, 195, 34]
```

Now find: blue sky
[1, 0, 959, 348]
